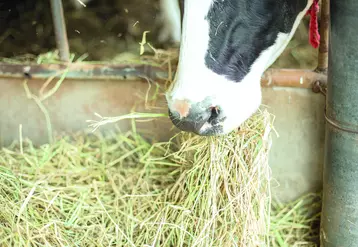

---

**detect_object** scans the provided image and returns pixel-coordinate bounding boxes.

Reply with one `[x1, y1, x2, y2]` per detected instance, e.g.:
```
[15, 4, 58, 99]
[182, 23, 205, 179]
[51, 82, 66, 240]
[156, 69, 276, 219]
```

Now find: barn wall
[262, 87, 325, 202]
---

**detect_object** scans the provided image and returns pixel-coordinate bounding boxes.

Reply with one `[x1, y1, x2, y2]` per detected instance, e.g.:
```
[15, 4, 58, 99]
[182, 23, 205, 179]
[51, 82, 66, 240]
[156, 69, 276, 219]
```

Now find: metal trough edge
[0, 63, 327, 89]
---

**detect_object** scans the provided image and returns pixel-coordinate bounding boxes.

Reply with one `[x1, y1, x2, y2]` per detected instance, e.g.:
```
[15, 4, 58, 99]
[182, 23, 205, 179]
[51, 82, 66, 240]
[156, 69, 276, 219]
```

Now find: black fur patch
[204, 0, 307, 82]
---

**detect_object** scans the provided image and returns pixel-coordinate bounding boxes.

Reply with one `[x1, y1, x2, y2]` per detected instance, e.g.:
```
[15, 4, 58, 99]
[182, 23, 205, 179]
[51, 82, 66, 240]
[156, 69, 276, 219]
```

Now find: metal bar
[0, 63, 327, 89]
[317, 0, 330, 72]
[260, 68, 327, 89]
[0, 63, 161, 81]
[49, 0, 70, 62]
[320, 0, 358, 245]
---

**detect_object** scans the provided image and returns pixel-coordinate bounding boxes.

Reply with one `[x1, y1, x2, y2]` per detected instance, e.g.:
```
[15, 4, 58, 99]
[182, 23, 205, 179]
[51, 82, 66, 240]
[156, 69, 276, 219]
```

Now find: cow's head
[166, 0, 312, 136]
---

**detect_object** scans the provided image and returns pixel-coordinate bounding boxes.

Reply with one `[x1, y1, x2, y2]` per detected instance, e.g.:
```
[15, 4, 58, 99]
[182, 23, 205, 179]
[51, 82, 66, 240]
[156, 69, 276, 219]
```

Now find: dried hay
[0, 111, 320, 246]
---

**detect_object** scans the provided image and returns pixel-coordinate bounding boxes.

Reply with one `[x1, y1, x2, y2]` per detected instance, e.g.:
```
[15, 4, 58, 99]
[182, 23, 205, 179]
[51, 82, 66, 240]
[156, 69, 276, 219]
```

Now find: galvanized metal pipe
[320, 0, 358, 245]
[49, 0, 70, 62]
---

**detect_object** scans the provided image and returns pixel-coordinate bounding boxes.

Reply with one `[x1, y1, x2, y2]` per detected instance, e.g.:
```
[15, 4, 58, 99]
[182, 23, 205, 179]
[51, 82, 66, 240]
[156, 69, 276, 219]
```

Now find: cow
[71, 0, 318, 136]
[164, 0, 318, 136]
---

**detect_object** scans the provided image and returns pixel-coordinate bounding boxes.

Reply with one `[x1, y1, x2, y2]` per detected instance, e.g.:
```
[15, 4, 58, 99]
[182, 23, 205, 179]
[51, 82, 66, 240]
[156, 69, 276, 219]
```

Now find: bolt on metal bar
[49, 0, 70, 62]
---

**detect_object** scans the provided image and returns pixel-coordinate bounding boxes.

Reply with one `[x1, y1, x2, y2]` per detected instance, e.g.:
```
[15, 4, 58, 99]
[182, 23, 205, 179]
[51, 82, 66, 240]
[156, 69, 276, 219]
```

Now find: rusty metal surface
[261, 69, 327, 88]
[50, 0, 70, 62]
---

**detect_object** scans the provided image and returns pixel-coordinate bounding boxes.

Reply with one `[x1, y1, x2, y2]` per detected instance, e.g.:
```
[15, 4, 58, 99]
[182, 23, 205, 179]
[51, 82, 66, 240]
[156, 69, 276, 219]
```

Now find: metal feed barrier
[0, 0, 329, 89]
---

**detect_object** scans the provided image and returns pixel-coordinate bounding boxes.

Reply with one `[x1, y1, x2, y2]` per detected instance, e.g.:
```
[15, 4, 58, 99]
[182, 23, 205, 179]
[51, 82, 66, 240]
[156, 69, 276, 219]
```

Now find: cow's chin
[200, 95, 262, 136]
[213, 80, 263, 136]
[220, 103, 261, 135]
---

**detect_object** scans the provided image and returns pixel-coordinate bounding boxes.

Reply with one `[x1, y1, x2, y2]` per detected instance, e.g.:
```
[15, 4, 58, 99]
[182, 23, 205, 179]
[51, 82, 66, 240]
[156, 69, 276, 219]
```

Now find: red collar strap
[306, 0, 320, 48]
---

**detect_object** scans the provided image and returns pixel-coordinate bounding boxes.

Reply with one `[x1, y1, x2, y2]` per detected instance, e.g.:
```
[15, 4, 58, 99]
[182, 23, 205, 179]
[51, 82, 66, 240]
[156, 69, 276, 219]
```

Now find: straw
[0, 107, 285, 246]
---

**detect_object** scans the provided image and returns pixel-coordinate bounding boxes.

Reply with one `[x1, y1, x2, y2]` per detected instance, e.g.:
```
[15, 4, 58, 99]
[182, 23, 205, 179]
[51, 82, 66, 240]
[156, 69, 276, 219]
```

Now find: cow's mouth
[169, 108, 226, 136]
[197, 124, 225, 136]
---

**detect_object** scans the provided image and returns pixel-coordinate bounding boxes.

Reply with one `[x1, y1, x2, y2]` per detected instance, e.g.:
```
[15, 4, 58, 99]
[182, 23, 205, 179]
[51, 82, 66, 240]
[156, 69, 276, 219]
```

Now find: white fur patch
[158, 0, 182, 44]
[167, 0, 313, 135]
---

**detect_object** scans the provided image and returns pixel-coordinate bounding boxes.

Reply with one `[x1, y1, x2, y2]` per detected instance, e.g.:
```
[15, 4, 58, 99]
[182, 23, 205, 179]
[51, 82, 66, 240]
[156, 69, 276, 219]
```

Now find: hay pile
[0, 112, 321, 247]
[0, 108, 273, 246]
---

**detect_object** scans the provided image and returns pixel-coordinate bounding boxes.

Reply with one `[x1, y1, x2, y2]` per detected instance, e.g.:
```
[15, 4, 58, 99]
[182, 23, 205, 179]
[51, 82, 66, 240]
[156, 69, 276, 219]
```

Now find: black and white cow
[164, 0, 317, 136]
[72, 0, 317, 136]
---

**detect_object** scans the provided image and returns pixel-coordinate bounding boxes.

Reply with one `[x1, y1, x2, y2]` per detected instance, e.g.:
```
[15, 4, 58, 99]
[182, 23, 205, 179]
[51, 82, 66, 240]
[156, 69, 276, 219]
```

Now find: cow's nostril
[208, 106, 220, 123]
